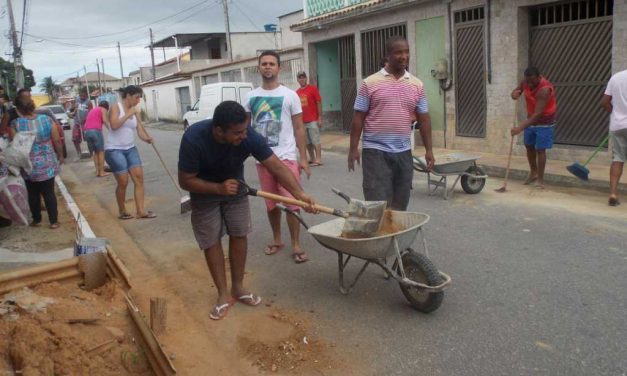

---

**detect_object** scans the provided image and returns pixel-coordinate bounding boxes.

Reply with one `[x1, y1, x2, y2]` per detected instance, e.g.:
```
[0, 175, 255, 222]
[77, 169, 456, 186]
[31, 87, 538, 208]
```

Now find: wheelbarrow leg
[337, 252, 370, 295]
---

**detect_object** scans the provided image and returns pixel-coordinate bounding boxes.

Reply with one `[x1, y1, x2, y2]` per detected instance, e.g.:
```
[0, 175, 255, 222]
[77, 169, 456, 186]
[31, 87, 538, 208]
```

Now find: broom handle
[503, 99, 520, 182]
[151, 143, 184, 196]
[582, 134, 610, 167]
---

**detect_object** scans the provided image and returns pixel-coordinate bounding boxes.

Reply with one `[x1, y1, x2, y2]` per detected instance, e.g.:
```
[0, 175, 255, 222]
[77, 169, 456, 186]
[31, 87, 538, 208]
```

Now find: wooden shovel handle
[254, 190, 348, 218]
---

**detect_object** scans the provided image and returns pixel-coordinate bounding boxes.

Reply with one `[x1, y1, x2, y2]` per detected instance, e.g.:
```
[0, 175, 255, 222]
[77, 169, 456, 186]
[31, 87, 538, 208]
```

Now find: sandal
[209, 302, 232, 320]
[118, 213, 133, 220]
[609, 197, 621, 207]
[50, 223, 61, 230]
[264, 244, 285, 255]
[234, 293, 262, 306]
[292, 252, 309, 264]
[136, 211, 157, 219]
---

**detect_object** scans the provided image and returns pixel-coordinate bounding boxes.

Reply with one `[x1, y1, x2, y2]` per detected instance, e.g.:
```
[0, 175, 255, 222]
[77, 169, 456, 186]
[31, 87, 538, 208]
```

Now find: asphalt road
[66, 125, 627, 376]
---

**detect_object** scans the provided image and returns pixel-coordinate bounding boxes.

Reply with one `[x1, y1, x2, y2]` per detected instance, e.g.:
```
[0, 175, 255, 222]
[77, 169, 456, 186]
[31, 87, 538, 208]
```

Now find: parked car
[182, 82, 254, 131]
[40, 105, 71, 130]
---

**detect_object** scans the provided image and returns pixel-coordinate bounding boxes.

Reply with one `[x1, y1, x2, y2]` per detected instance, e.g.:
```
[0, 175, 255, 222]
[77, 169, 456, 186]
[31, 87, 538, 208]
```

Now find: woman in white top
[105, 85, 156, 219]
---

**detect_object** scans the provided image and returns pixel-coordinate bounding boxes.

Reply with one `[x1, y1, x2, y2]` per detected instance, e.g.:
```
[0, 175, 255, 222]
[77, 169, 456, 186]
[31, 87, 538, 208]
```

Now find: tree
[0, 57, 36, 97]
[40, 76, 61, 101]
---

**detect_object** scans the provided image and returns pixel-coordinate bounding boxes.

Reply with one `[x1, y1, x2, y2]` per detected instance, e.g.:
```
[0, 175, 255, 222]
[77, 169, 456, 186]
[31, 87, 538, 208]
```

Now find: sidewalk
[319, 132, 626, 194]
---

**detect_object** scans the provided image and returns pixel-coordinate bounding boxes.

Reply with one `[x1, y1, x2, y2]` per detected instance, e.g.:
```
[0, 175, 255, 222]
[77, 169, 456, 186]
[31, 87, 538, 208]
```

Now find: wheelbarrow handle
[249, 189, 349, 218]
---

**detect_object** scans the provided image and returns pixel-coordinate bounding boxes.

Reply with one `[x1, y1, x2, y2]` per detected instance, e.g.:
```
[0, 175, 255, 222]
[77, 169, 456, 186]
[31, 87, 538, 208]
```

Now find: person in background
[601, 68, 627, 207]
[296, 71, 324, 166]
[84, 101, 111, 177]
[9, 96, 64, 229]
[2, 88, 31, 137]
[510, 67, 558, 189]
[244, 50, 312, 264]
[71, 90, 93, 159]
[105, 85, 156, 220]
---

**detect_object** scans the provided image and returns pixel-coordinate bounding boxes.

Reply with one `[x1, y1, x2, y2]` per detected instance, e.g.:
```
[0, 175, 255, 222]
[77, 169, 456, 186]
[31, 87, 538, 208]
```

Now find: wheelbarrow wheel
[399, 251, 444, 313]
[461, 165, 486, 194]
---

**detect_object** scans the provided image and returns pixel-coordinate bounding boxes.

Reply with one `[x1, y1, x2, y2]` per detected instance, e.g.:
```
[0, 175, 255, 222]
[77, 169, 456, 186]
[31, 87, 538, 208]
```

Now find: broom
[151, 143, 191, 214]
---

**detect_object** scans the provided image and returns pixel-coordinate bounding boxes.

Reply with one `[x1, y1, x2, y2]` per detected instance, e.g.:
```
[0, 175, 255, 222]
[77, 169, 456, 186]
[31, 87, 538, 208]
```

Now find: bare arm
[416, 112, 434, 170]
[100, 107, 110, 128]
[109, 104, 136, 130]
[178, 170, 235, 195]
[291, 112, 311, 179]
[601, 94, 613, 113]
[0, 112, 9, 136]
[135, 113, 153, 144]
[317, 102, 323, 127]
[50, 122, 64, 164]
[518, 87, 550, 129]
[511, 81, 524, 99]
[348, 111, 367, 171]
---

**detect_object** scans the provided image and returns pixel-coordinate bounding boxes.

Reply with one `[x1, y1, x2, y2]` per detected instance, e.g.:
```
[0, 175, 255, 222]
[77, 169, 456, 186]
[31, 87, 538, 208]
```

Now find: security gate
[454, 7, 486, 138]
[339, 35, 356, 132]
[530, 0, 613, 146]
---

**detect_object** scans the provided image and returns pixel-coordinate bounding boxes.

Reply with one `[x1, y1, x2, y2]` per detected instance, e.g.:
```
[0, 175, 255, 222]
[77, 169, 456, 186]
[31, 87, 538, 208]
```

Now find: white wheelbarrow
[279, 203, 451, 314]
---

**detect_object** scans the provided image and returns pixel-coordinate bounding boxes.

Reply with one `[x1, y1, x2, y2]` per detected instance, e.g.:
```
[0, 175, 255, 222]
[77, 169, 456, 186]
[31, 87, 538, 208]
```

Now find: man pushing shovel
[178, 101, 317, 321]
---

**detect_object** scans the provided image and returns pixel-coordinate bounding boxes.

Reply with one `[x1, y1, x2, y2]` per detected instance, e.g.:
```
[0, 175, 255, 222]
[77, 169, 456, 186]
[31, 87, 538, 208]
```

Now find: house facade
[292, 0, 626, 161]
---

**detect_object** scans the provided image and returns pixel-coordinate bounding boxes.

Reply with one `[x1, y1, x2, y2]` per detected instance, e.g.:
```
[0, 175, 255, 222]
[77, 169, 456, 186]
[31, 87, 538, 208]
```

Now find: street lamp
[172, 36, 180, 72]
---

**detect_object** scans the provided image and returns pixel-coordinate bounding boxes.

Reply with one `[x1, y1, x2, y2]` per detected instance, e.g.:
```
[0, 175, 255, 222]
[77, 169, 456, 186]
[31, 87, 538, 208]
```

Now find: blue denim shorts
[84, 130, 105, 153]
[104, 147, 142, 175]
[524, 125, 554, 150]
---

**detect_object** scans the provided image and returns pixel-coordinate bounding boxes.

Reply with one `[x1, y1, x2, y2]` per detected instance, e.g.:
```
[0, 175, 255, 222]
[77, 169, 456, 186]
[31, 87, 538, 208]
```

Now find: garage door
[529, 0, 613, 146]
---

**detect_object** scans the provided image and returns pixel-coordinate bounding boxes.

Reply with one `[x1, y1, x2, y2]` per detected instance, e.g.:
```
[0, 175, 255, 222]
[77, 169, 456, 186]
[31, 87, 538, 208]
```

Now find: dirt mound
[237, 308, 341, 374]
[0, 281, 152, 375]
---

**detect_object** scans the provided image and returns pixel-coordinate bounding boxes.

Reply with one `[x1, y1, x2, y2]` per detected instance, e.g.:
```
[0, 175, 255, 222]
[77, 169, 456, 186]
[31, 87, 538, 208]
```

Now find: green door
[415, 17, 446, 133]
[315, 40, 341, 113]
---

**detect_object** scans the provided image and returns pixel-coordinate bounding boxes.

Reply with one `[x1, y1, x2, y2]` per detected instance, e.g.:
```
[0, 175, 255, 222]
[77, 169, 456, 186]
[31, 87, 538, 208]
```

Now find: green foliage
[0, 57, 36, 97]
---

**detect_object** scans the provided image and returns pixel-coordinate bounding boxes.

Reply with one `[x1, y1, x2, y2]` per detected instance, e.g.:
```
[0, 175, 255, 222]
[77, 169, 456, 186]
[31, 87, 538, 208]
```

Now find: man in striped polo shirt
[349, 36, 434, 210]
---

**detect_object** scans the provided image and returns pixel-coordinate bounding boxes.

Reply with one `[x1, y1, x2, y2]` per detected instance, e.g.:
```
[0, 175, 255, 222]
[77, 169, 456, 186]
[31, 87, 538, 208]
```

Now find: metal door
[454, 7, 486, 138]
[339, 35, 356, 132]
[177, 86, 191, 120]
[529, 0, 613, 146]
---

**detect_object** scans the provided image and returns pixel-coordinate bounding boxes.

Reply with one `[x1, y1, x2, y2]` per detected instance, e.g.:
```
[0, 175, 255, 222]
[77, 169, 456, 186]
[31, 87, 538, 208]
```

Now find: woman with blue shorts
[105, 85, 157, 220]
[84, 101, 110, 177]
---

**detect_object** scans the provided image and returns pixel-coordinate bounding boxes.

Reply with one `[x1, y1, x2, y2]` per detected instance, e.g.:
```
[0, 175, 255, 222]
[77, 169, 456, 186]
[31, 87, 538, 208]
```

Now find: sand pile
[0, 281, 152, 375]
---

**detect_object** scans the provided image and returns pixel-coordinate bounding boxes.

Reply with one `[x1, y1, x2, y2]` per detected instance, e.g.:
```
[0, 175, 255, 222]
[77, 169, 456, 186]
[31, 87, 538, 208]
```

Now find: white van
[183, 82, 254, 130]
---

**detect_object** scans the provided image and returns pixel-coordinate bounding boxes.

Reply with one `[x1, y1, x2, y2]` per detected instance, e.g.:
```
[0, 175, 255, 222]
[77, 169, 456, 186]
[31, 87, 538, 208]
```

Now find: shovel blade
[566, 162, 589, 181]
[341, 199, 387, 236]
[180, 195, 192, 214]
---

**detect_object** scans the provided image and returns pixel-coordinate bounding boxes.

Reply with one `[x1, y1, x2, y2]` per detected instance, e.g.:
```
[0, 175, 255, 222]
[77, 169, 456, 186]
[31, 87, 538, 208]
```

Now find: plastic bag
[0, 175, 30, 225]
[0, 131, 35, 174]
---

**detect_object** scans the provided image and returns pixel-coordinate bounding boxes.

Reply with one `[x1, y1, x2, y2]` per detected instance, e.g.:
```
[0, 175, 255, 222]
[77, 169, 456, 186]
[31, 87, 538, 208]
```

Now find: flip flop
[136, 211, 157, 219]
[608, 197, 621, 207]
[264, 244, 285, 255]
[235, 293, 262, 306]
[523, 176, 538, 185]
[118, 213, 133, 220]
[309, 162, 322, 167]
[209, 302, 232, 320]
[49, 223, 61, 230]
[292, 252, 309, 264]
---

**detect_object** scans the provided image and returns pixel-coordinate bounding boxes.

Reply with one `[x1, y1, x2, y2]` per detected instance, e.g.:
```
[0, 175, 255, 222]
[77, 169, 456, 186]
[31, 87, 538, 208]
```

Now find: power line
[231, 0, 277, 46]
[26, 0, 208, 42]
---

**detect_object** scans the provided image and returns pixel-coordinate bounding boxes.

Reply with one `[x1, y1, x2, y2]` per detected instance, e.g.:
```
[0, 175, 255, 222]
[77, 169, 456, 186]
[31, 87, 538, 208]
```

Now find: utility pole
[222, 0, 233, 62]
[149, 28, 156, 82]
[117, 41, 125, 83]
[101, 58, 106, 93]
[96, 59, 102, 92]
[6, 0, 24, 88]
[83, 66, 90, 99]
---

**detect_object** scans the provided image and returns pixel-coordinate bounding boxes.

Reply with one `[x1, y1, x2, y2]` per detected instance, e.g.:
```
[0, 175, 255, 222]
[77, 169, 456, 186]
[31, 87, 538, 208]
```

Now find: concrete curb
[55, 175, 96, 238]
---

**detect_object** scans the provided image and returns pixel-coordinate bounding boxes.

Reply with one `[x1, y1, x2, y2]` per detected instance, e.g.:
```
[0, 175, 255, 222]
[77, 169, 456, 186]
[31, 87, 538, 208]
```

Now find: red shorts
[255, 160, 301, 211]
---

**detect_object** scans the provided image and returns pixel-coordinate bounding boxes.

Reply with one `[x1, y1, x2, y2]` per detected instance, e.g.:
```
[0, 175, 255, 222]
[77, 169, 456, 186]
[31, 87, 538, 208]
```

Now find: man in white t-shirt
[601, 69, 627, 207]
[245, 50, 311, 263]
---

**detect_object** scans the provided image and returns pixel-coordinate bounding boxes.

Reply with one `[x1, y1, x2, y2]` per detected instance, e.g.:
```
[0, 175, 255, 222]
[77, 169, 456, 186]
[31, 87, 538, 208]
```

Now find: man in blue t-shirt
[178, 100, 316, 321]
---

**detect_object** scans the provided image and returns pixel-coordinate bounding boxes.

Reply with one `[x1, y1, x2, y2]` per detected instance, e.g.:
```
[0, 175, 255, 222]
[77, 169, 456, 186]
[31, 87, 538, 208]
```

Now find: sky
[0, 0, 302, 93]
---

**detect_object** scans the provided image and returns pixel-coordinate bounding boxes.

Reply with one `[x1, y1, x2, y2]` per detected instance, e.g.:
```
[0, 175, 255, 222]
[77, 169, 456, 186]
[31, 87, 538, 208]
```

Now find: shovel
[566, 134, 610, 181]
[151, 143, 191, 214]
[242, 183, 386, 237]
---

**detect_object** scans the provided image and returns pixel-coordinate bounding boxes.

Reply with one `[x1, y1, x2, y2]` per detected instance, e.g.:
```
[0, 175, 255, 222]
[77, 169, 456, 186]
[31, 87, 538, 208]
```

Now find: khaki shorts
[611, 128, 627, 163]
[190, 196, 251, 250]
[304, 122, 320, 145]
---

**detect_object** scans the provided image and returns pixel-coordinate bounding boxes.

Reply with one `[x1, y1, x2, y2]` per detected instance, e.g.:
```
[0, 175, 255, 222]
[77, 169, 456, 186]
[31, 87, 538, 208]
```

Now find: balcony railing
[305, 0, 368, 18]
